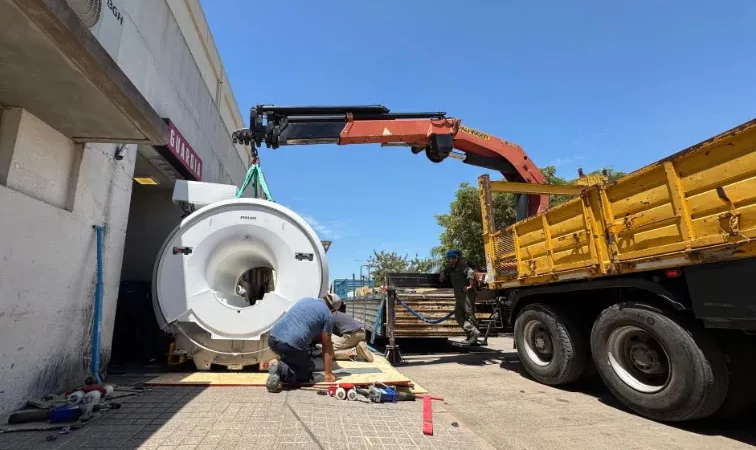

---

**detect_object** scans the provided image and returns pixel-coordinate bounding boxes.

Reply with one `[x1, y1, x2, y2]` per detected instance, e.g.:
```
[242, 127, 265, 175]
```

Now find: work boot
[265, 359, 281, 393]
[356, 341, 374, 363]
[464, 328, 481, 345]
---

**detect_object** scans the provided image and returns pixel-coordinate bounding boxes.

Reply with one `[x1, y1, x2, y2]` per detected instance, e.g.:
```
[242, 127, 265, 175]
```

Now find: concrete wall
[166, 0, 246, 138]
[0, 108, 135, 413]
[111, 0, 248, 185]
[0, 109, 80, 209]
[0, 1, 251, 414]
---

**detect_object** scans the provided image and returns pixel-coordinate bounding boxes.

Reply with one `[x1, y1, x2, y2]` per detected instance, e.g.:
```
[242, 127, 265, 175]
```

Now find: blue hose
[399, 300, 454, 325]
[370, 299, 385, 346]
[91, 226, 104, 384]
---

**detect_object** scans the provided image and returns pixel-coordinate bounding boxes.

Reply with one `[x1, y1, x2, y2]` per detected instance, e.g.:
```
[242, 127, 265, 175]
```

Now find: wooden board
[143, 354, 427, 394]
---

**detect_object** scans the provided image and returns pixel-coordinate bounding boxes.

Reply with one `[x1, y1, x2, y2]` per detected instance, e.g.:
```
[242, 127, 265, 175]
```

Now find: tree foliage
[431, 180, 520, 269]
[365, 250, 436, 285]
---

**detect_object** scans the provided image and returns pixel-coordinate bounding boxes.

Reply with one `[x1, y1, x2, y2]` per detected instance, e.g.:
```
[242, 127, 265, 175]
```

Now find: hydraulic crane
[232, 105, 578, 219]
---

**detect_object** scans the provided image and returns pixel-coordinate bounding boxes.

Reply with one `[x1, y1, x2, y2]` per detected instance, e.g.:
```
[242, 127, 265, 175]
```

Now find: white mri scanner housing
[152, 180, 329, 370]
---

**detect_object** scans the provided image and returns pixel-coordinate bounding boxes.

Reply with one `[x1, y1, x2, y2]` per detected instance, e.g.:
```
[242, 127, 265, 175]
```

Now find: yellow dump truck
[478, 118, 756, 422]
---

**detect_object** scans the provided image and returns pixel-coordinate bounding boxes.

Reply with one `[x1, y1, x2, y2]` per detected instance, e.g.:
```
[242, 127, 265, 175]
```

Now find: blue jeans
[268, 335, 314, 384]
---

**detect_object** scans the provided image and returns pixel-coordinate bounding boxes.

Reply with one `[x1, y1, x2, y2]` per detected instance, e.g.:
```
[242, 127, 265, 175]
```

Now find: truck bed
[344, 273, 503, 339]
[482, 118, 756, 288]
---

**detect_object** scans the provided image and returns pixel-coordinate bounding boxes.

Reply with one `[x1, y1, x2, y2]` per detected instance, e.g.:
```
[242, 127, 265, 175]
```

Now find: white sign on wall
[65, 0, 126, 61]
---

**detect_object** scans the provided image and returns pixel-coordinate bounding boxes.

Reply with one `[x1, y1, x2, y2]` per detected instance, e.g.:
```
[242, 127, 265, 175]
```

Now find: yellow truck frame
[477, 118, 756, 423]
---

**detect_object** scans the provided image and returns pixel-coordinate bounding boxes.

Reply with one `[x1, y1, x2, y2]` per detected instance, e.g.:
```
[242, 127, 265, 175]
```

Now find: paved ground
[2, 336, 755, 449]
[399, 336, 756, 450]
[0, 384, 490, 450]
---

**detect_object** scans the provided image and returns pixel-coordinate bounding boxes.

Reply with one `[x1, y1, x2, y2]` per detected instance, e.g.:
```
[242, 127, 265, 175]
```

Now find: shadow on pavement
[498, 349, 756, 448]
[0, 380, 211, 449]
[387, 336, 756, 448]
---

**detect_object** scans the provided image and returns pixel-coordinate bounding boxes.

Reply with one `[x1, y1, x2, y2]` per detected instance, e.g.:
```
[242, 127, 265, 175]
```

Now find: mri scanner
[152, 180, 329, 370]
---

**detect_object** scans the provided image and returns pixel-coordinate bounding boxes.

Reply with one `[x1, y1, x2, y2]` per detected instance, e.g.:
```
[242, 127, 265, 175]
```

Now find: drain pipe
[91, 225, 105, 384]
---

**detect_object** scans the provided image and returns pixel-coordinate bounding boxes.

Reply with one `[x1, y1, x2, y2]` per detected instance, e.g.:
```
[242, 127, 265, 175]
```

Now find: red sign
[166, 120, 202, 180]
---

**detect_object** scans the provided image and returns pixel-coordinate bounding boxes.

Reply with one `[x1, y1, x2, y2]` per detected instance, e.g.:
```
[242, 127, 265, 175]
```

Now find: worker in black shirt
[331, 311, 374, 362]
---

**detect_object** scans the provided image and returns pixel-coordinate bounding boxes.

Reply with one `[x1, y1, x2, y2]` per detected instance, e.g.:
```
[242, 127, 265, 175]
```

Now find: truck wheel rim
[522, 320, 554, 367]
[607, 325, 670, 394]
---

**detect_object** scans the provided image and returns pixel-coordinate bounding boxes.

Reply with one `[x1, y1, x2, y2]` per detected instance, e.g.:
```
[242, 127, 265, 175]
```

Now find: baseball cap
[323, 293, 342, 311]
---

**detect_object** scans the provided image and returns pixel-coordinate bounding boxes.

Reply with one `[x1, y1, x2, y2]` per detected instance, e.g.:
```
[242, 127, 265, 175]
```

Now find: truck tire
[513, 304, 587, 385]
[590, 302, 728, 422]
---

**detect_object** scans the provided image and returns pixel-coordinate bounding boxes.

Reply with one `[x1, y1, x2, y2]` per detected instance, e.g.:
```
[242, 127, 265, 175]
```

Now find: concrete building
[0, 0, 255, 413]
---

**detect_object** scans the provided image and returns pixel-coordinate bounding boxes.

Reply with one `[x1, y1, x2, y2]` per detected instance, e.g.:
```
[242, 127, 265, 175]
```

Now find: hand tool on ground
[327, 383, 359, 401]
[7, 402, 121, 424]
[354, 383, 416, 403]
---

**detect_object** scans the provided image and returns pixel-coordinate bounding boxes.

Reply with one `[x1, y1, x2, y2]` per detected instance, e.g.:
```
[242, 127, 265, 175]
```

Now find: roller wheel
[334, 387, 347, 400]
[346, 389, 358, 401]
[590, 302, 728, 422]
[513, 304, 587, 385]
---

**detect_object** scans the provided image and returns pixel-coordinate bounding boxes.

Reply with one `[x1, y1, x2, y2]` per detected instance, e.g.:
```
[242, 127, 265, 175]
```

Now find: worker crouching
[332, 310, 374, 362]
[439, 249, 481, 345]
[265, 294, 342, 393]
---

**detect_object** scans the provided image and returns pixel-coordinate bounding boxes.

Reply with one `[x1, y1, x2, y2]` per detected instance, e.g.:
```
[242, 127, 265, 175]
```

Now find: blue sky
[200, 0, 756, 283]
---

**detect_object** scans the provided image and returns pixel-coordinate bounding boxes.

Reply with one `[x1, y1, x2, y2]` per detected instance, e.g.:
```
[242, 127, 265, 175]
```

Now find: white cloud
[300, 213, 355, 240]
[301, 214, 334, 237]
[549, 154, 585, 168]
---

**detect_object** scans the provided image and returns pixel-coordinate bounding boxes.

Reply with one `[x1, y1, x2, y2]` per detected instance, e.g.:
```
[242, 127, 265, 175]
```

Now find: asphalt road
[396, 336, 756, 450]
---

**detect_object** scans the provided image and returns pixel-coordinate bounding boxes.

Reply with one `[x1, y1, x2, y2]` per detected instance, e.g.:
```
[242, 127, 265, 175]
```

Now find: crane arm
[232, 105, 548, 217]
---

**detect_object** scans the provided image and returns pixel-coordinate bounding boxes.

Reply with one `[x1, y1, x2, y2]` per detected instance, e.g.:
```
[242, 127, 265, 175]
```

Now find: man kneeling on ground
[265, 294, 341, 392]
[332, 311, 374, 362]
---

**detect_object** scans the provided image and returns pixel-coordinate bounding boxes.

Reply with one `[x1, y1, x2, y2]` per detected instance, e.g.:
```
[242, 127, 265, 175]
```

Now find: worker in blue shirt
[265, 294, 342, 392]
[439, 249, 481, 345]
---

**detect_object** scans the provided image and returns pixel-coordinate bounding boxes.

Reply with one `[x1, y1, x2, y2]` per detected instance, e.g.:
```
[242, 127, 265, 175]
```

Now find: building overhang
[0, 0, 168, 144]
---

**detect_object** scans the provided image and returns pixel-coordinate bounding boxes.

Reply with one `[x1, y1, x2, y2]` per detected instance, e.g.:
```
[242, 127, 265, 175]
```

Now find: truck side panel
[484, 119, 756, 289]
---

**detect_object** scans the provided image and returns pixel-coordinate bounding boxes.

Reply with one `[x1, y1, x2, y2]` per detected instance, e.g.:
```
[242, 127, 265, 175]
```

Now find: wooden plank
[143, 354, 427, 393]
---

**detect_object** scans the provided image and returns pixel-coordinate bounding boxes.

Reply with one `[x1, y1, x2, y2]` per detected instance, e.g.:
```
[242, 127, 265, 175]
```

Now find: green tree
[365, 250, 436, 285]
[431, 181, 518, 268]
[547, 167, 626, 208]
[601, 168, 626, 182]
[540, 166, 572, 207]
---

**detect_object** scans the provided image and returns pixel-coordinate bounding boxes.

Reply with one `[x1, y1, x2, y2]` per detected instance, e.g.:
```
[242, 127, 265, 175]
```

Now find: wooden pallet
[143, 354, 427, 394]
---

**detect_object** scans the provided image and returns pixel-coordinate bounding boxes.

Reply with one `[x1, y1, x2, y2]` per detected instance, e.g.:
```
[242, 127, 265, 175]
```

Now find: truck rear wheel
[590, 303, 728, 422]
[514, 304, 587, 385]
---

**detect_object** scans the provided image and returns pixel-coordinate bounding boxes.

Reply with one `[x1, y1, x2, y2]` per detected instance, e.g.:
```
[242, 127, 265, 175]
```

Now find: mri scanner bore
[152, 181, 329, 370]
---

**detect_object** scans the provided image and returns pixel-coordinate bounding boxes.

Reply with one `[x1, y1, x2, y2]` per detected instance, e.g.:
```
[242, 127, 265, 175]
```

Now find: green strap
[256, 166, 273, 200]
[236, 164, 273, 201]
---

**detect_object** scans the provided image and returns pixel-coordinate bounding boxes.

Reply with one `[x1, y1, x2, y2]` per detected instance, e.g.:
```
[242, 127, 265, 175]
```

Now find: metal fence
[344, 294, 385, 337]
[333, 278, 374, 298]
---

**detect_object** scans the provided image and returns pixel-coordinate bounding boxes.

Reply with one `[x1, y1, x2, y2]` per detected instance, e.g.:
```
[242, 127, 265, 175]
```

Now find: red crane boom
[232, 105, 548, 218]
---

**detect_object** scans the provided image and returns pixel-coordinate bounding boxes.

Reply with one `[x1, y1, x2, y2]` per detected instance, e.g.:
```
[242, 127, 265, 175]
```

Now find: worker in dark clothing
[331, 311, 374, 362]
[439, 249, 481, 345]
[265, 293, 342, 392]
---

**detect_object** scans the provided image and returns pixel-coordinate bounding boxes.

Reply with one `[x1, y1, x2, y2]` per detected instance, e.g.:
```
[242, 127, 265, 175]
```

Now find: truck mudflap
[685, 258, 756, 331]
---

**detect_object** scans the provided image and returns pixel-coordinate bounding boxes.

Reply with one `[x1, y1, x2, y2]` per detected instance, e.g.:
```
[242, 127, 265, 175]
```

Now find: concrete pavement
[399, 336, 756, 450]
[0, 384, 490, 450]
[2, 336, 754, 449]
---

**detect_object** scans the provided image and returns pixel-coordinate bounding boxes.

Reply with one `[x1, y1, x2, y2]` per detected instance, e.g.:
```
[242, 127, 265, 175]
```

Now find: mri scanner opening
[236, 267, 277, 305]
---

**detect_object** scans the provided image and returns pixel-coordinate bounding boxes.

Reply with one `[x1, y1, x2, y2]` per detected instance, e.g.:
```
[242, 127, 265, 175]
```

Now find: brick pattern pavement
[0, 386, 484, 450]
